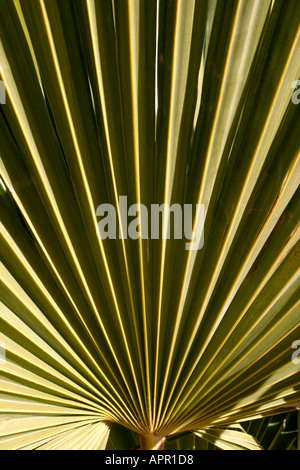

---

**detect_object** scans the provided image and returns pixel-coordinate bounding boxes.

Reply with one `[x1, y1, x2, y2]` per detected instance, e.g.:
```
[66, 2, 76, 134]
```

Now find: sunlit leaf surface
[0, 0, 299, 450]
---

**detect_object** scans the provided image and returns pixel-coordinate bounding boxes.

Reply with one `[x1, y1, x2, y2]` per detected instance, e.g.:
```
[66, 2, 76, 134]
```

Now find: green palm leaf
[0, 0, 299, 450]
[243, 411, 298, 450]
[107, 413, 298, 450]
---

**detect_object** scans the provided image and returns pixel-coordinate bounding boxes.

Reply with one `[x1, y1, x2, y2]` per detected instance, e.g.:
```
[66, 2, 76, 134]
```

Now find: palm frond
[0, 0, 299, 450]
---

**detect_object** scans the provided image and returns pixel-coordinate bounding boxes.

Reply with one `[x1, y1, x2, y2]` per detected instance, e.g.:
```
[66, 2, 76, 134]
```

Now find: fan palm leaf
[0, 0, 299, 450]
